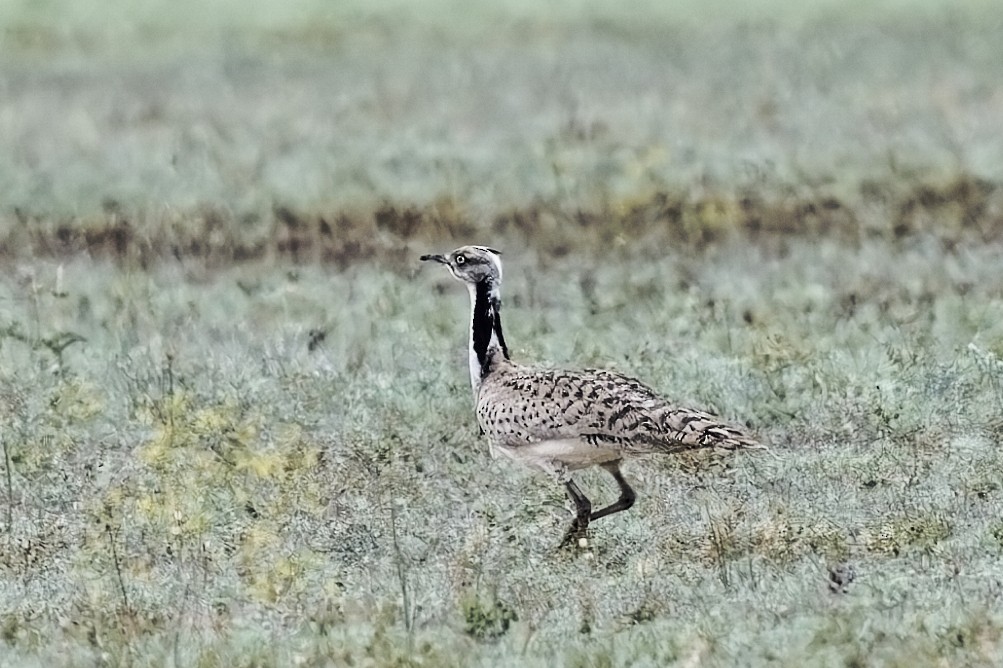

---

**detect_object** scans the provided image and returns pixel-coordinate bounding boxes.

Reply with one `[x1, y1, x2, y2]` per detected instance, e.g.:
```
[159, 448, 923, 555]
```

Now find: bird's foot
[557, 520, 590, 551]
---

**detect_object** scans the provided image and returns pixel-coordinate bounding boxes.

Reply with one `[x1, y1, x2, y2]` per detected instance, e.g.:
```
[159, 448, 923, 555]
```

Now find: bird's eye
[455, 254, 466, 265]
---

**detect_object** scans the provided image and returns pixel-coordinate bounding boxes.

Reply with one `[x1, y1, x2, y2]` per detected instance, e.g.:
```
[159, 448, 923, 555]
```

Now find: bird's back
[476, 362, 763, 453]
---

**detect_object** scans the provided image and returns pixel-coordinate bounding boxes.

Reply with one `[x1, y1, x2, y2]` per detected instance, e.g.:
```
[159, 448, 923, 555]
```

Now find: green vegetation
[2, 1, 1003, 665]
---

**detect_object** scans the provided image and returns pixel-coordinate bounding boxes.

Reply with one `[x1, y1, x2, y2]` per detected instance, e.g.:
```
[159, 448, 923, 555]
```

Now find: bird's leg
[589, 461, 636, 522]
[558, 478, 592, 548]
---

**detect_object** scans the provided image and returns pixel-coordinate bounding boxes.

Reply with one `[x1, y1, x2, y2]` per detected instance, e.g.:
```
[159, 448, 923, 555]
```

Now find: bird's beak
[420, 253, 448, 264]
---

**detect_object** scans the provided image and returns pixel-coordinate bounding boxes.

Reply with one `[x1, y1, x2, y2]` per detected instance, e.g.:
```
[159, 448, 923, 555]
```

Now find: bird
[420, 245, 764, 547]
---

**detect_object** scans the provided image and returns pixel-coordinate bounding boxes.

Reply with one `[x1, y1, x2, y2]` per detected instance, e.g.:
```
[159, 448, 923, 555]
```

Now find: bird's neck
[467, 278, 510, 399]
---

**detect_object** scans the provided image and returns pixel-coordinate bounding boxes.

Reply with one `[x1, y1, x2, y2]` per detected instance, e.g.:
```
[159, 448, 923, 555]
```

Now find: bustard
[421, 245, 763, 546]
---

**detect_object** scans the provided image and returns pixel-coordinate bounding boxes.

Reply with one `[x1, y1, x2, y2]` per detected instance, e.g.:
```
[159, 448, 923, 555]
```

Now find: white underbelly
[496, 438, 621, 471]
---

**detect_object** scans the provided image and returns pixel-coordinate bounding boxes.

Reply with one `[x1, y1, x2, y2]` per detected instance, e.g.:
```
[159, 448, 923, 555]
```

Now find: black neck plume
[472, 279, 510, 377]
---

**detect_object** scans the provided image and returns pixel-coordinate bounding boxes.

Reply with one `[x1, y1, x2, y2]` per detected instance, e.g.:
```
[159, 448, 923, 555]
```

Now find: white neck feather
[466, 282, 482, 401]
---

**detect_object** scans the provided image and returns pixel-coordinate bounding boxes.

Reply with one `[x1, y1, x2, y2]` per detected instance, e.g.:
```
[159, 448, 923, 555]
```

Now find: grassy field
[3, 1, 1003, 666]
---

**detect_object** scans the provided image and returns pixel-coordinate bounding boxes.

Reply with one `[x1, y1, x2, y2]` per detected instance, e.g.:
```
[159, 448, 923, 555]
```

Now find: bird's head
[420, 245, 503, 286]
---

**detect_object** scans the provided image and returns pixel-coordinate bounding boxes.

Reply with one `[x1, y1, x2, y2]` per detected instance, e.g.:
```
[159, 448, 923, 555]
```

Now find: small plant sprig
[0, 322, 86, 375]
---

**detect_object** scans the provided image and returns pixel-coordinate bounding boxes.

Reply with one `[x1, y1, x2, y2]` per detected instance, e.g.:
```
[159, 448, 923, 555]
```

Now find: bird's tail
[656, 407, 766, 453]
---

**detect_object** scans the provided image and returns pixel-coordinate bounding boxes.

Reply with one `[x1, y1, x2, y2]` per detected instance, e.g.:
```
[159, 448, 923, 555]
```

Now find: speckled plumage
[421, 245, 763, 546]
[476, 363, 760, 456]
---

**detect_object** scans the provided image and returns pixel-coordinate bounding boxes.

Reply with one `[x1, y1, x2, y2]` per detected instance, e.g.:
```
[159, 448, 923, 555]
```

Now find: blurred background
[2, 0, 1001, 261]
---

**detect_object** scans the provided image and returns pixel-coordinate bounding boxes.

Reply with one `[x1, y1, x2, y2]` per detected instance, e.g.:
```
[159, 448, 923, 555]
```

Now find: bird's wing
[477, 366, 763, 452]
